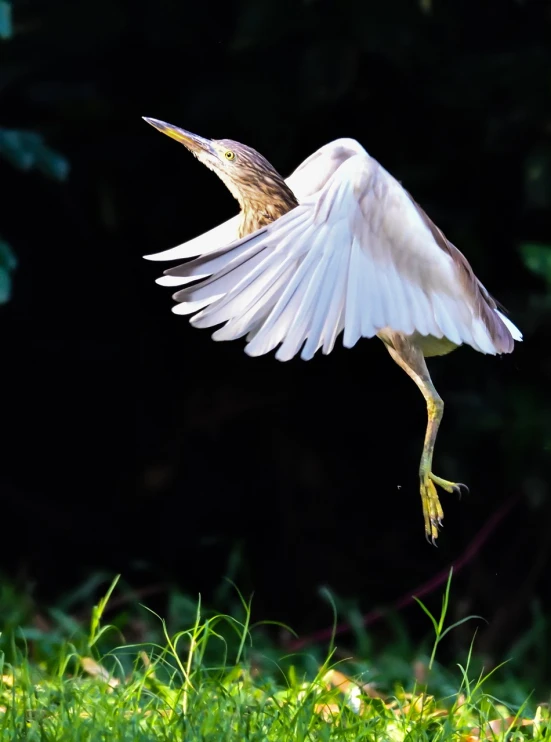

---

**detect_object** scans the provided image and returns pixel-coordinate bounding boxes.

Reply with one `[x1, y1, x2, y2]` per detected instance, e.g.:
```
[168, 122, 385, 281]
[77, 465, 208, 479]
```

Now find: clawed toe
[425, 531, 438, 548]
[420, 471, 468, 544]
[452, 482, 469, 499]
[420, 474, 444, 546]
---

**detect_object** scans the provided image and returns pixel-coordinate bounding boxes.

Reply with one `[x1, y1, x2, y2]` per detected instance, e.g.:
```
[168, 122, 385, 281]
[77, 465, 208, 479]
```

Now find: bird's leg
[384, 339, 465, 545]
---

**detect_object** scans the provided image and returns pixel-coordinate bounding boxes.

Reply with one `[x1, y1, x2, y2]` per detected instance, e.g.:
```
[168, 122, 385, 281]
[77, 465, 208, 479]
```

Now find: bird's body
[142, 117, 522, 543]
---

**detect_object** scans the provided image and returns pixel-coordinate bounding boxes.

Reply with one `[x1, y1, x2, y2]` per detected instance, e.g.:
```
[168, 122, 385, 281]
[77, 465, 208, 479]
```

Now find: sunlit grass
[0, 571, 549, 740]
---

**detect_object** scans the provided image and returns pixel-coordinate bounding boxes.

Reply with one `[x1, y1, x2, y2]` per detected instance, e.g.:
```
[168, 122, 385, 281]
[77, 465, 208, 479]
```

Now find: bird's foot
[420, 472, 469, 546]
[429, 474, 469, 500]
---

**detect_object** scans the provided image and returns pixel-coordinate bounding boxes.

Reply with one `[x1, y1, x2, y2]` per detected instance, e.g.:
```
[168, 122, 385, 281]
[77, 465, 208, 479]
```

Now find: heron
[142, 117, 522, 544]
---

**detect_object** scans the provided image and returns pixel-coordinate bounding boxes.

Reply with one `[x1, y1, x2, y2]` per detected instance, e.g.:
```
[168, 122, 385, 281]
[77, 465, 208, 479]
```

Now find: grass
[0, 571, 549, 741]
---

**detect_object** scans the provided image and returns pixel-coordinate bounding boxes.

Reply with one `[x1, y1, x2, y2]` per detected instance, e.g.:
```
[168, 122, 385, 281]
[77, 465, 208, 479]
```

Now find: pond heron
[142, 117, 522, 544]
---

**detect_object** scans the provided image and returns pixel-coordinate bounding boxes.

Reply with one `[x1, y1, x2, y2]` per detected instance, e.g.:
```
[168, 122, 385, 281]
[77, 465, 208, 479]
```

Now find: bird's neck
[237, 184, 299, 238]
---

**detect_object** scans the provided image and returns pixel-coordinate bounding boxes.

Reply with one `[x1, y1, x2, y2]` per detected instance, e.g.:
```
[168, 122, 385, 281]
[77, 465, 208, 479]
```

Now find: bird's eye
[224, 150, 235, 161]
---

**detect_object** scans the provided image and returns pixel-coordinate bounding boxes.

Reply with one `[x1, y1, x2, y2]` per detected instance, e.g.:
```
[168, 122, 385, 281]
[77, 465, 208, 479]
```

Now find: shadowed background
[1, 0, 550, 661]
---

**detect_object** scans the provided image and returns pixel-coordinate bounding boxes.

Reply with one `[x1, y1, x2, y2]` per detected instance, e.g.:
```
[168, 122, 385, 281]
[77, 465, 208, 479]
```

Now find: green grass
[0, 572, 549, 741]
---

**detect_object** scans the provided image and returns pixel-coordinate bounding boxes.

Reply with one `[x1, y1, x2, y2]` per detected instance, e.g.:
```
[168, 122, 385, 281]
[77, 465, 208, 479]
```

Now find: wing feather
[301, 222, 349, 360]
[143, 214, 241, 262]
[211, 267, 294, 341]
[145, 141, 522, 359]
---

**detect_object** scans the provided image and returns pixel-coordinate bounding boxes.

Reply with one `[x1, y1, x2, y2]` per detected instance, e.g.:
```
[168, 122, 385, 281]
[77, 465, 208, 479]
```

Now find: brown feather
[407, 194, 514, 354]
[215, 139, 299, 237]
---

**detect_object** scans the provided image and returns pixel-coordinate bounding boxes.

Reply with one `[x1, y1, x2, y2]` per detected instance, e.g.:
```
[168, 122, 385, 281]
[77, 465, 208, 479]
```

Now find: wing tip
[494, 309, 523, 352]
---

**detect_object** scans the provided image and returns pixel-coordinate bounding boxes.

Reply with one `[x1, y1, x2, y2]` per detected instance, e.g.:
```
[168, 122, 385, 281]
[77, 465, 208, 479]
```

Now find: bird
[142, 116, 523, 544]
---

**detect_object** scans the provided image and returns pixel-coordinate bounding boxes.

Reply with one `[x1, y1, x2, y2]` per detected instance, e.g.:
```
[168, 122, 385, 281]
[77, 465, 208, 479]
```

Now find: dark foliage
[1, 0, 550, 660]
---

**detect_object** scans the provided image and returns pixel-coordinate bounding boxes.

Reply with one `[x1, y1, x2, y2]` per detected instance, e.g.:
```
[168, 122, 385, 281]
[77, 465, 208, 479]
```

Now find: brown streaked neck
[237, 184, 299, 238]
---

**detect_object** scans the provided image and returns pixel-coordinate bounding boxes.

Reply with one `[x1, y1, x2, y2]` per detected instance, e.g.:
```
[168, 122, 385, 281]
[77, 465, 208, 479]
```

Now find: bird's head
[143, 117, 297, 213]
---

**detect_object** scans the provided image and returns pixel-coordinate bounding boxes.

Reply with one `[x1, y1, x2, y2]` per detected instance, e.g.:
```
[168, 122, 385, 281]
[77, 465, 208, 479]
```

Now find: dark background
[1, 0, 550, 660]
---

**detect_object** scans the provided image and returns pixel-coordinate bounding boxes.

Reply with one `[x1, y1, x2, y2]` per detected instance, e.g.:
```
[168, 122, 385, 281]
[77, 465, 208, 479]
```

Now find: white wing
[143, 137, 365, 288]
[285, 137, 368, 199]
[147, 142, 522, 361]
[144, 214, 241, 287]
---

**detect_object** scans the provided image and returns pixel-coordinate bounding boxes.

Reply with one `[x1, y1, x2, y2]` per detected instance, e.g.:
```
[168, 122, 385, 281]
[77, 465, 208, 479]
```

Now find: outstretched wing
[143, 137, 366, 279]
[147, 144, 522, 361]
[144, 214, 242, 287]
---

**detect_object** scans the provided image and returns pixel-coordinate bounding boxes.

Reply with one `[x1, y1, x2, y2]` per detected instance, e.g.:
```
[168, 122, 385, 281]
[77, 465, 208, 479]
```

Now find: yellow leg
[384, 338, 467, 545]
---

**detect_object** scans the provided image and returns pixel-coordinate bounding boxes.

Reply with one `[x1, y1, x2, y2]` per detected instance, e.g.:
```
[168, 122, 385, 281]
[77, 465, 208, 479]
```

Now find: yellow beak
[142, 117, 215, 157]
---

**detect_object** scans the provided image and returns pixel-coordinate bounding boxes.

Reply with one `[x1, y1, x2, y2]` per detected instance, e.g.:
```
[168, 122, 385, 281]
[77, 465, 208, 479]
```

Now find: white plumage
[142, 121, 522, 543]
[144, 138, 522, 361]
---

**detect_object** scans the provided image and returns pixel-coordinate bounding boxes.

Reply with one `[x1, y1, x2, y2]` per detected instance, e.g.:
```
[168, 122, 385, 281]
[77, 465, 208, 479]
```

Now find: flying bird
[142, 117, 522, 544]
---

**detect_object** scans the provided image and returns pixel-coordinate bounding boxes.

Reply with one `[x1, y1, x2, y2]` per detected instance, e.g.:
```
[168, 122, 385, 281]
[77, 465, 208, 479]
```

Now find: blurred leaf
[524, 146, 551, 210]
[0, 128, 70, 180]
[0, 239, 16, 304]
[81, 657, 119, 687]
[0, 1, 12, 40]
[36, 145, 70, 181]
[0, 267, 11, 303]
[0, 238, 16, 271]
[519, 242, 551, 287]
